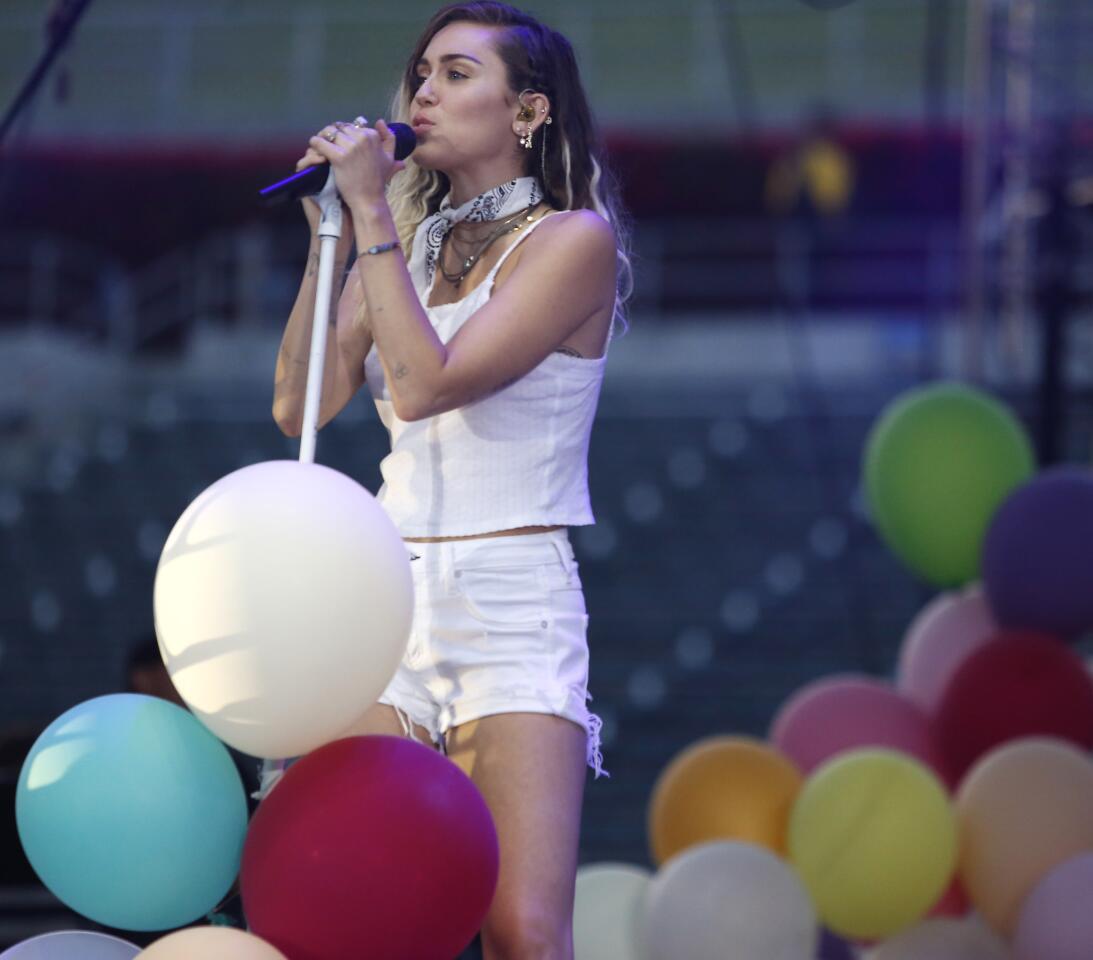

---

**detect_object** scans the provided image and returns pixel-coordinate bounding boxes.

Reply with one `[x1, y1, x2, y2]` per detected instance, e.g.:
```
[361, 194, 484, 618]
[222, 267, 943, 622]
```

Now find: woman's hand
[307, 118, 406, 214]
[293, 143, 359, 237]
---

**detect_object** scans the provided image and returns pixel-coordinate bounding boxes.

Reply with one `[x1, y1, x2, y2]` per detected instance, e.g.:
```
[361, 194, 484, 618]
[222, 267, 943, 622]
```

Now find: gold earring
[520, 126, 533, 149]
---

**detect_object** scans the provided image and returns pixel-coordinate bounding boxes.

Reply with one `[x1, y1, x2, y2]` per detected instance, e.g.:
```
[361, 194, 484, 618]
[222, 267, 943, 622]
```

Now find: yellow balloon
[956, 737, 1093, 938]
[788, 748, 957, 941]
[647, 736, 803, 866]
[138, 927, 288, 959]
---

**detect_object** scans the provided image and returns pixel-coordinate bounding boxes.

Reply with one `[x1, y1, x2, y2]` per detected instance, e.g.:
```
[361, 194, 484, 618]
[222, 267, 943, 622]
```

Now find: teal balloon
[16, 694, 248, 931]
[863, 382, 1034, 587]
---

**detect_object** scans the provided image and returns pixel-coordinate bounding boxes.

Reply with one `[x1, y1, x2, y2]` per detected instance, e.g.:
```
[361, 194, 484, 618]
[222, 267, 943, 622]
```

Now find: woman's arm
[273, 137, 377, 437]
[307, 119, 615, 422]
[352, 204, 615, 421]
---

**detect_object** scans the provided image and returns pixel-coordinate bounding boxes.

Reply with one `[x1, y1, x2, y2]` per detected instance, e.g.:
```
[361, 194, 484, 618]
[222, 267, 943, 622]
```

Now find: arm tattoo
[394, 362, 410, 380]
[555, 345, 584, 358]
[306, 252, 319, 278]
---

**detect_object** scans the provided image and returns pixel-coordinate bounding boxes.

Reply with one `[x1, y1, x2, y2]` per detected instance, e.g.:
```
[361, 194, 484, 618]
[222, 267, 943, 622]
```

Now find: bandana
[408, 176, 543, 293]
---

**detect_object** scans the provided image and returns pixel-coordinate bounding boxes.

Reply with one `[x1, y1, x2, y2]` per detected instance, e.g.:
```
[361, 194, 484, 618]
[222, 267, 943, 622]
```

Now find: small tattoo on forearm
[394, 362, 409, 379]
[555, 345, 584, 358]
[306, 252, 319, 277]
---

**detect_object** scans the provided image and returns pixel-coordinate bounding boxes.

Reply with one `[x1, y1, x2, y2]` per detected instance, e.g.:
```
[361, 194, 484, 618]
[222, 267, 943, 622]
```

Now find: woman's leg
[445, 712, 587, 960]
[339, 702, 437, 744]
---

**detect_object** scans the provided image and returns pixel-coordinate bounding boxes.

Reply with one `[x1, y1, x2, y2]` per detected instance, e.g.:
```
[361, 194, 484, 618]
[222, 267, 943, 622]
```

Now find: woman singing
[272, 2, 630, 956]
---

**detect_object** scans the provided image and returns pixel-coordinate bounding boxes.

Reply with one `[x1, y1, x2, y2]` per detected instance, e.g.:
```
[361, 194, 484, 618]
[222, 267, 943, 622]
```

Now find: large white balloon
[866, 915, 1008, 960]
[154, 461, 413, 758]
[574, 862, 651, 960]
[642, 841, 817, 960]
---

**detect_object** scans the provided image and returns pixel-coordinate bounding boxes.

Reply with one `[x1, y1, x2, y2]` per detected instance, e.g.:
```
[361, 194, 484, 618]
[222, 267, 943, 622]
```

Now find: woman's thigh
[445, 711, 587, 956]
[339, 701, 436, 745]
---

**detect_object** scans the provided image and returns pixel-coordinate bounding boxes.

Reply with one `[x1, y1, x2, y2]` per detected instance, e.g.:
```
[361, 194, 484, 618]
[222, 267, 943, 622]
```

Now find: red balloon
[931, 632, 1093, 783]
[241, 736, 498, 960]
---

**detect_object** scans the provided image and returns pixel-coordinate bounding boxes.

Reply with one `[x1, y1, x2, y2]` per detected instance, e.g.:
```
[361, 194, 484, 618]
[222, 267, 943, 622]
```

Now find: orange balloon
[648, 736, 803, 866]
[956, 737, 1093, 937]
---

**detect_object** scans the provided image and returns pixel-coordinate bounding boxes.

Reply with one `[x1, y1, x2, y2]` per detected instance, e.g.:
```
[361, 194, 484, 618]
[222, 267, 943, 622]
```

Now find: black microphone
[259, 122, 417, 206]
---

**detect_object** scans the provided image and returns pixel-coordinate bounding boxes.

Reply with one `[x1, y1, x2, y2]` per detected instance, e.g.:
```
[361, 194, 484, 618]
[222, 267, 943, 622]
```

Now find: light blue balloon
[16, 694, 248, 931]
[0, 931, 139, 959]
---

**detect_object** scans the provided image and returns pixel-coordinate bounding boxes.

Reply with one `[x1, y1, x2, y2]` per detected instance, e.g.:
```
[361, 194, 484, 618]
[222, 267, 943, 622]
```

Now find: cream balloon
[642, 841, 817, 960]
[868, 915, 1009, 960]
[956, 737, 1093, 937]
[574, 863, 651, 960]
[137, 927, 288, 959]
[153, 461, 413, 758]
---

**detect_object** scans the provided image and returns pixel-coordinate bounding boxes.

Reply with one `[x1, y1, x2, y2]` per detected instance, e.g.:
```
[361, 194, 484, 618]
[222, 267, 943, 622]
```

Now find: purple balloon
[817, 928, 856, 960]
[982, 467, 1093, 639]
[1013, 852, 1093, 960]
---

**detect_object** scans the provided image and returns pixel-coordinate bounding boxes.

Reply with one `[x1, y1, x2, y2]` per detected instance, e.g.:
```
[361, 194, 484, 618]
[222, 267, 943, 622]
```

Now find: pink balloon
[897, 585, 999, 715]
[770, 675, 952, 784]
[1013, 852, 1093, 960]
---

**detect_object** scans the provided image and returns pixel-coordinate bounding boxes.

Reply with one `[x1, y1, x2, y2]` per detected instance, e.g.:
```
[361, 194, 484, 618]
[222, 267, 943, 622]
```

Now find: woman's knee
[481, 903, 573, 960]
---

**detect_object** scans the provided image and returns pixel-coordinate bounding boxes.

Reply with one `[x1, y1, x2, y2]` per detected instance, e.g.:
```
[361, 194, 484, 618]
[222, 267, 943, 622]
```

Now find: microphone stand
[0, 0, 97, 147]
[257, 167, 344, 795]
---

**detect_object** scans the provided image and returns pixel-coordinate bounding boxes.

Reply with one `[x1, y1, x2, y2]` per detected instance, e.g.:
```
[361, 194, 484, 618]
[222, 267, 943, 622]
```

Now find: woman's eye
[447, 70, 466, 80]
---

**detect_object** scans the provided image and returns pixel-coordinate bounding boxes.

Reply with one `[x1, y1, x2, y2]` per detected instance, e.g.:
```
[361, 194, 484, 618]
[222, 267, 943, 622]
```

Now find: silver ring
[352, 116, 368, 128]
[322, 129, 337, 143]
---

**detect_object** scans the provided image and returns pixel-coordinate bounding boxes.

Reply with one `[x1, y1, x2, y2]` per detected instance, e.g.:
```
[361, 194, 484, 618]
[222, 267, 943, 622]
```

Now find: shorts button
[454, 571, 462, 578]
[540, 620, 548, 629]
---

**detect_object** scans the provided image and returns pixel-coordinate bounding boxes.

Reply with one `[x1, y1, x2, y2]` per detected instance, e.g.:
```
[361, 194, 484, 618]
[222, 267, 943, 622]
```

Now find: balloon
[573, 863, 651, 960]
[955, 737, 1093, 937]
[241, 735, 498, 960]
[788, 748, 957, 941]
[1013, 852, 1093, 960]
[137, 928, 287, 959]
[647, 736, 802, 865]
[16, 694, 247, 931]
[868, 915, 1008, 960]
[154, 460, 413, 758]
[982, 466, 1093, 638]
[863, 382, 1034, 587]
[896, 585, 998, 715]
[817, 928, 856, 959]
[931, 632, 1093, 782]
[770, 675, 950, 784]
[642, 841, 817, 960]
[0, 932, 139, 959]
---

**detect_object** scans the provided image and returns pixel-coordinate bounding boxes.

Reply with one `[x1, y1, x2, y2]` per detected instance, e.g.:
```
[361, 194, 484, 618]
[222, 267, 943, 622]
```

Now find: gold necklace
[439, 203, 539, 286]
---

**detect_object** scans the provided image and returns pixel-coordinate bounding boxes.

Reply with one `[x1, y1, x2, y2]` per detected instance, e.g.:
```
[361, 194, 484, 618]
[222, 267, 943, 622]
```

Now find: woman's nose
[414, 78, 437, 105]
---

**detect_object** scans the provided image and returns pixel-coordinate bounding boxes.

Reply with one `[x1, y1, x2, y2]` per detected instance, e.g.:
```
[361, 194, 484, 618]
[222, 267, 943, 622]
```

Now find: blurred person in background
[271, 2, 631, 957]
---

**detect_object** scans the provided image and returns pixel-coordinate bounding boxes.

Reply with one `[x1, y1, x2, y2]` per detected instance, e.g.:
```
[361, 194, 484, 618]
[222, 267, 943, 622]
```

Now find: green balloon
[863, 382, 1035, 587]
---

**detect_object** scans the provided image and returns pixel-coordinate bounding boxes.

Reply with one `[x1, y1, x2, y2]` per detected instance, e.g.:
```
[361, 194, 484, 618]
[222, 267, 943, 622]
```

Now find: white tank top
[363, 211, 609, 537]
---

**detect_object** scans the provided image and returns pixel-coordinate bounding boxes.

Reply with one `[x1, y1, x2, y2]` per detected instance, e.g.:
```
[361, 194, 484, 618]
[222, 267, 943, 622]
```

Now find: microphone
[259, 121, 417, 206]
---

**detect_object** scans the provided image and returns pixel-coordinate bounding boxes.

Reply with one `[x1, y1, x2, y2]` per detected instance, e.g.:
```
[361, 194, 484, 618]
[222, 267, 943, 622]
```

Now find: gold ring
[322, 129, 337, 142]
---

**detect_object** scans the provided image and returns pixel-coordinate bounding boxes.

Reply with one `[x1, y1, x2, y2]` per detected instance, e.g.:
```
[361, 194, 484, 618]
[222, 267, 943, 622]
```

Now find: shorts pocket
[453, 564, 548, 628]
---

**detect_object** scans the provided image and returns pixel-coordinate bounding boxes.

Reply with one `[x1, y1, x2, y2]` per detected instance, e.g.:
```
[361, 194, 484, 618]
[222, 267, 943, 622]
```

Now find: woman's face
[408, 22, 521, 173]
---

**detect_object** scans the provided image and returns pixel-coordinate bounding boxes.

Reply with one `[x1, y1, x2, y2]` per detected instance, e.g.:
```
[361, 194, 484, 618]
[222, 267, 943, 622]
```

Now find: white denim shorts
[377, 528, 607, 778]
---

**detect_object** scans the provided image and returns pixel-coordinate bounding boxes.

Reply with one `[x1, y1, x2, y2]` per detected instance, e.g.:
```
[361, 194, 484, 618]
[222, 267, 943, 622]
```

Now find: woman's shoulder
[530, 206, 616, 253]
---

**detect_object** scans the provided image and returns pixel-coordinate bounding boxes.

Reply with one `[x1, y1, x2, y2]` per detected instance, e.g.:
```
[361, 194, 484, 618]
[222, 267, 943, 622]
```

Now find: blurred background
[2, 0, 1093, 950]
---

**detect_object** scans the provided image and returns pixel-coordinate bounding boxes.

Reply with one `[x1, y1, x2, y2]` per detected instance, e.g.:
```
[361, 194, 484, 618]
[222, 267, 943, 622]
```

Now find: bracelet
[360, 240, 401, 257]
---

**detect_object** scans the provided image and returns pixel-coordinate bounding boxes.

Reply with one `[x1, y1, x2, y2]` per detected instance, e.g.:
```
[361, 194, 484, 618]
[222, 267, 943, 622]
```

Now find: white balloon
[0, 931, 139, 959]
[642, 841, 817, 960]
[154, 461, 413, 758]
[574, 862, 652, 960]
[868, 915, 1009, 960]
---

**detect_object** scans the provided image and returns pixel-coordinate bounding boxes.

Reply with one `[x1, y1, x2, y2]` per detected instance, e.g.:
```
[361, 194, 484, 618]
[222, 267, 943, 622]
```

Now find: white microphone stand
[256, 168, 344, 798]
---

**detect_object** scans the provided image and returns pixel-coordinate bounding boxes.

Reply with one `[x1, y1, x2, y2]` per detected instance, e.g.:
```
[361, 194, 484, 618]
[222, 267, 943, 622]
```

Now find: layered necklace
[438, 203, 539, 286]
[409, 177, 545, 292]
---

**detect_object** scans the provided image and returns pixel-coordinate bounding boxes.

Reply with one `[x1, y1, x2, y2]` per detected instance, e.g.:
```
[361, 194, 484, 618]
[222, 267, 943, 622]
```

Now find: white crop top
[363, 212, 610, 537]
